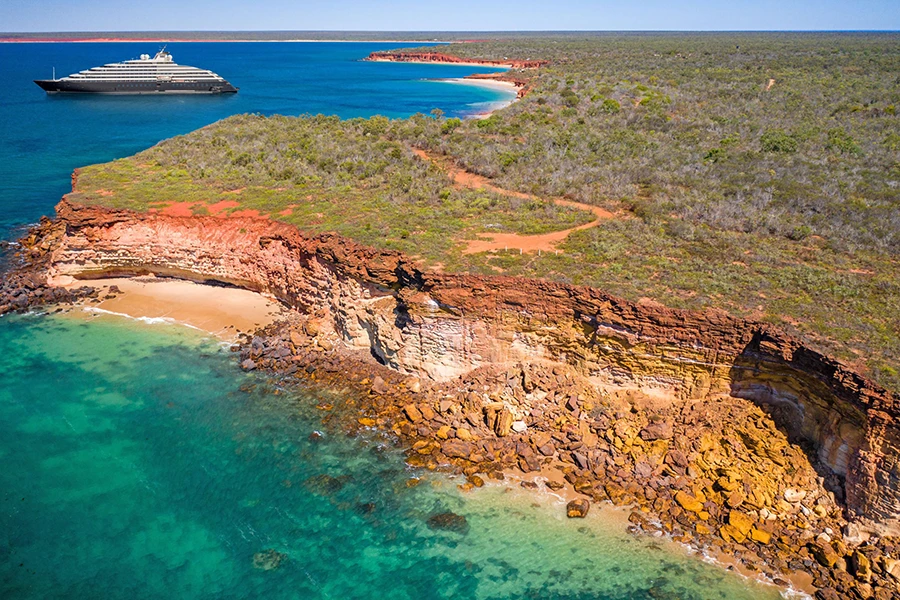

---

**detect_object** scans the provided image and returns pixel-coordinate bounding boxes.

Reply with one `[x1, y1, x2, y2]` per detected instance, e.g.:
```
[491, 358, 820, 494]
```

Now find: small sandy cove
[55, 275, 286, 340]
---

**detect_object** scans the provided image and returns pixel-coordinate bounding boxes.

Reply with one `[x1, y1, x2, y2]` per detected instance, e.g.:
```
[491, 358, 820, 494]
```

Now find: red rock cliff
[364, 51, 549, 69]
[47, 200, 900, 537]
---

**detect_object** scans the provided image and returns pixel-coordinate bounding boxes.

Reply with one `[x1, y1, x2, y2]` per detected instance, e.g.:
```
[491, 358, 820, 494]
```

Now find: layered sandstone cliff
[46, 200, 899, 539]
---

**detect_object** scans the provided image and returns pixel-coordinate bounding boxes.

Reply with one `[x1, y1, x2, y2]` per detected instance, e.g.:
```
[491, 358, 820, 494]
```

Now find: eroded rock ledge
[13, 200, 896, 594]
[45, 201, 899, 535]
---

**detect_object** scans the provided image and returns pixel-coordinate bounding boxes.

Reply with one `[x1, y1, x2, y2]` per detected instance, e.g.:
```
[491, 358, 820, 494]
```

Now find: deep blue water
[0, 41, 512, 238]
[0, 42, 783, 600]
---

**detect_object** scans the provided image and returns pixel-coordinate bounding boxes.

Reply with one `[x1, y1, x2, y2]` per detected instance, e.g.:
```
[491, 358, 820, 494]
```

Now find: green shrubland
[71, 33, 900, 391]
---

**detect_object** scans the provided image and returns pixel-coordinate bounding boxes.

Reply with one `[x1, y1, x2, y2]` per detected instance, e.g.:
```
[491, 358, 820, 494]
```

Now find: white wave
[81, 306, 204, 332]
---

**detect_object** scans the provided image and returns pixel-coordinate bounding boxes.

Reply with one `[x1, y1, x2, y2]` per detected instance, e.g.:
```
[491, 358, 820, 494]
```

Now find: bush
[561, 88, 580, 107]
[703, 148, 727, 163]
[601, 98, 621, 114]
[789, 225, 813, 241]
[760, 130, 799, 153]
[826, 128, 862, 155]
[441, 118, 462, 134]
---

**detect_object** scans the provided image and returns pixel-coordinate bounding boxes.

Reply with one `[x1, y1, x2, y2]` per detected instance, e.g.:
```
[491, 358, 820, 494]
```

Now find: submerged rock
[567, 499, 590, 518]
[426, 511, 469, 534]
[355, 502, 376, 515]
[252, 549, 286, 571]
[303, 473, 349, 496]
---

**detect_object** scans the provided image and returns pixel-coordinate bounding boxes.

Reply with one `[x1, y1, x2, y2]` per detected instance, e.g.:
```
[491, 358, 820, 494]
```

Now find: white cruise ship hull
[34, 79, 238, 94]
[34, 49, 238, 95]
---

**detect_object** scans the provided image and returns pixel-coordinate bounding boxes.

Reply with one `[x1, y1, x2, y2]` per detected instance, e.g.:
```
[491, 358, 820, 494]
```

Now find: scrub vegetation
[70, 33, 900, 391]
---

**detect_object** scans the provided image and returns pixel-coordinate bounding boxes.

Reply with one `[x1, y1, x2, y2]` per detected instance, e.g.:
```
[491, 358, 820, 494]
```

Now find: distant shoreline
[0, 38, 452, 44]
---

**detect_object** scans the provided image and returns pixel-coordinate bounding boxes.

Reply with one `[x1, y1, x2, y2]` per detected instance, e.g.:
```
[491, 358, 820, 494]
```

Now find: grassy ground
[69, 33, 900, 391]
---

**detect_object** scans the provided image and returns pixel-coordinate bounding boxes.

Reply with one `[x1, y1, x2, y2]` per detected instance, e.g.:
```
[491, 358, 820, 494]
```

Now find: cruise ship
[34, 48, 238, 94]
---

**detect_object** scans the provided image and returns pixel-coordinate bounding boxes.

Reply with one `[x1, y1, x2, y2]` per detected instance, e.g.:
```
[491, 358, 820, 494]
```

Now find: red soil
[410, 148, 614, 254]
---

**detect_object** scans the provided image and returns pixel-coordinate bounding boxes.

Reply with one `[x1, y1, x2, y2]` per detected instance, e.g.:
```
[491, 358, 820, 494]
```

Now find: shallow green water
[0, 311, 786, 599]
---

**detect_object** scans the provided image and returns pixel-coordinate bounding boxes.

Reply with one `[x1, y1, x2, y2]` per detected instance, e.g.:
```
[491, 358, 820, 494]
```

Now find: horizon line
[2, 29, 900, 34]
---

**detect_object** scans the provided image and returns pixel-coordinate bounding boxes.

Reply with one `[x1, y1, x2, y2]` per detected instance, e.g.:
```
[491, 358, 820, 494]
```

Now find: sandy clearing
[410, 148, 614, 254]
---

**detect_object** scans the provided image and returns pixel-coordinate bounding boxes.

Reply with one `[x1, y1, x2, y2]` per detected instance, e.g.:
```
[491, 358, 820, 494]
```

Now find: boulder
[809, 541, 841, 569]
[419, 403, 436, 421]
[719, 524, 746, 544]
[749, 527, 771, 544]
[726, 490, 744, 508]
[814, 589, 841, 600]
[456, 427, 475, 441]
[240, 359, 257, 371]
[303, 319, 321, 337]
[573, 452, 590, 470]
[495, 407, 513, 437]
[605, 482, 630, 505]
[567, 499, 590, 518]
[784, 488, 807, 503]
[848, 550, 872, 582]
[372, 376, 390, 395]
[675, 491, 705, 514]
[666, 449, 689, 468]
[442, 440, 474, 460]
[728, 510, 754, 537]
[640, 421, 673, 441]
[518, 451, 542, 473]
[884, 557, 900, 581]
[403, 403, 422, 422]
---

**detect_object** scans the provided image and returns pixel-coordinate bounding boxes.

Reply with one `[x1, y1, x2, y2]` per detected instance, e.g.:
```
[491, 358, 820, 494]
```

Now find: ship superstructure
[34, 49, 238, 94]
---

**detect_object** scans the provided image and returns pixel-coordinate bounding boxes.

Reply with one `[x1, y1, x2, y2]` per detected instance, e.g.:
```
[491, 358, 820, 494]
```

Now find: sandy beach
[435, 77, 519, 117]
[60, 276, 286, 340]
[438, 77, 518, 93]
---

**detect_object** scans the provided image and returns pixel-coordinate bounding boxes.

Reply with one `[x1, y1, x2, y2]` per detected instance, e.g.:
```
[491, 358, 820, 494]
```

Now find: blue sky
[2, 0, 898, 32]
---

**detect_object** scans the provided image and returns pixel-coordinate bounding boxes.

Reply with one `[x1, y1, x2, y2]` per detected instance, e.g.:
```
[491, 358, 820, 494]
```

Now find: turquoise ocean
[0, 42, 784, 599]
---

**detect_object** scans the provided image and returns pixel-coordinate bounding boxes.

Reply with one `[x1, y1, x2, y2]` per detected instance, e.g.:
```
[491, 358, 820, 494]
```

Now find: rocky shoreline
[237, 318, 898, 599]
[0, 216, 99, 313]
[3, 204, 900, 599]
[364, 50, 543, 98]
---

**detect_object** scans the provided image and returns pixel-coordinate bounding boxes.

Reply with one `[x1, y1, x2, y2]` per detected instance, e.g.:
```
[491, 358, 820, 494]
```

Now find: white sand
[61, 276, 286, 340]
